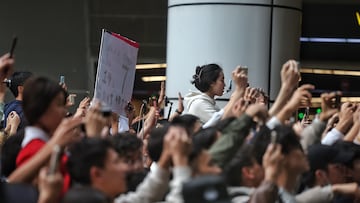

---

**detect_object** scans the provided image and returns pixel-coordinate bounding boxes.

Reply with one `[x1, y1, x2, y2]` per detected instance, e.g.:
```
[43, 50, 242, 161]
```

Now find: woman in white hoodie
[184, 64, 225, 124]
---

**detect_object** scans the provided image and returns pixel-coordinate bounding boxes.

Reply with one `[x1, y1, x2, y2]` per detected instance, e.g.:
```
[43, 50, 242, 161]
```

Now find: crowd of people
[1, 51, 360, 203]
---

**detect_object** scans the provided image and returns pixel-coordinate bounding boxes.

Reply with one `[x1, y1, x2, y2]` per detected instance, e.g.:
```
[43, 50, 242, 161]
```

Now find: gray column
[166, 0, 302, 108]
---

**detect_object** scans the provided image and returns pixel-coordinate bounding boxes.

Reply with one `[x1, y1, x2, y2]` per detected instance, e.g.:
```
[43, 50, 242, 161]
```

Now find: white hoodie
[183, 91, 220, 124]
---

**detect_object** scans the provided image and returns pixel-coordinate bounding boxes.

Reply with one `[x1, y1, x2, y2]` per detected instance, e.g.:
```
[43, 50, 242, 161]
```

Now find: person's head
[190, 127, 222, 176]
[252, 125, 308, 175]
[304, 144, 354, 187]
[67, 138, 129, 199]
[7, 71, 33, 98]
[111, 133, 143, 172]
[22, 76, 67, 133]
[273, 126, 309, 175]
[191, 64, 224, 96]
[147, 124, 170, 162]
[224, 144, 264, 187]
[333, 141, 359, 183]
[171, 114, 202, 136]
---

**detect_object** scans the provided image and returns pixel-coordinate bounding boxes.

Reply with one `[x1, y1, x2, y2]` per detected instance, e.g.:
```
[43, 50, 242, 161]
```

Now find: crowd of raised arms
[1, 52, 360, 203]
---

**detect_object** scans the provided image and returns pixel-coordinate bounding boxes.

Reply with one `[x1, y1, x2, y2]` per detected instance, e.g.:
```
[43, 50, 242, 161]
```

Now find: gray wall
[0, 0, 90, 104]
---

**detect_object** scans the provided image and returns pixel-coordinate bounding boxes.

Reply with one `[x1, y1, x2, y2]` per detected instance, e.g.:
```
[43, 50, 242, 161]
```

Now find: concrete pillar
[166, 0, 302, 110]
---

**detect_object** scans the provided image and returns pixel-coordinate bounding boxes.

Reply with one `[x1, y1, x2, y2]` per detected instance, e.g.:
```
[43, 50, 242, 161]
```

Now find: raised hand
[37, 167, 63, 203]
[0, 53, 14, 80]
[166, 126, 192, 167]
[262, 143, 284, 182]
[319, 92, 340, 122]
[286, 84, 314, 110]
[158, 81, 166, 106]
[50, 117, 83, 147]
[232, 66, 248, 90]
[5, 111, 21, 136]
[244, 87, 259, 104]
[281, 59, 300, 90]
[336, 102, 356, 134]
[84, 102, 109, 138]
[245, 103, 269, 124]
[73, 96, 91, 118]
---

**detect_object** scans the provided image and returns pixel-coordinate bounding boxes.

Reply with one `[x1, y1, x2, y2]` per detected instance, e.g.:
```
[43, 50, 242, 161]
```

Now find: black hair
[111, 133, 142, 157]
[190, 127, 218, 162]
[67, 138, 113, 185]
[251, 125, 302, 166]
[126, 170, 149, 192]
[191, 64, 223, 92]
[7, 71, 33, 97]
[171, 114, 200, 136]
[22, 76, 67, 125]
[147, 124, 170, 162]
[223, 144, 256, 186]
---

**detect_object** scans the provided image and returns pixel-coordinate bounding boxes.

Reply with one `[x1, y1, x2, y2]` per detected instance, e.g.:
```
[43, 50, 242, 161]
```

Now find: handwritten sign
[94, 29, 139, 115]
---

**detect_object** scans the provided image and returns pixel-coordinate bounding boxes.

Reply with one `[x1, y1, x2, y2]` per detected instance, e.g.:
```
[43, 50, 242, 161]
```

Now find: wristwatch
[175, 109, 182, 114]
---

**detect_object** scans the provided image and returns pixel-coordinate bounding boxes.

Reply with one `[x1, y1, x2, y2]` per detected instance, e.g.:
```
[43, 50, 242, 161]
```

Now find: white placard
[94, 29, 139, 115]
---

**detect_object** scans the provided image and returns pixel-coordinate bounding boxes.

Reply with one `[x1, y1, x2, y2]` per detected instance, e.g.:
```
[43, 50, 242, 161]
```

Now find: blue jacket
[3, 100, 27, 130]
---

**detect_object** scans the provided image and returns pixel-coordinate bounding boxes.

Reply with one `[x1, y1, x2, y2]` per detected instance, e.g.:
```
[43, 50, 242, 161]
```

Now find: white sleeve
[295, 185, 333, 203]
[203, 109, 224, 128]
[266, 116, 282, 130]
[300, 118, 326, 152]
[114, 164, 170, 203]
[165, 166, 192, 203]
[188, 99, 218, 124]
[321, 128, 344, 145]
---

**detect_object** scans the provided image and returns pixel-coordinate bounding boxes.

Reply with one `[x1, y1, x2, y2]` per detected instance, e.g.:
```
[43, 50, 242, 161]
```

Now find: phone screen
[48, 145, 62, 175]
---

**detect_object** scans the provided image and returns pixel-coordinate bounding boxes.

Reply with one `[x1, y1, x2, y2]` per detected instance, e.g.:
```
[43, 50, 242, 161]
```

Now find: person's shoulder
[4, 100, 22, 110]
[16, 139, 46, 166]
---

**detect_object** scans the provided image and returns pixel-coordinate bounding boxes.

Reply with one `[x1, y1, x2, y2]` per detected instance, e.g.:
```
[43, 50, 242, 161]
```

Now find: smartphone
[304, 107, 310, 121]
[271, 131, 277, 144]
[335, 94, 341, 109]
[48, 145, 62, 175]
[226, 79, 232, 93]
[68, 94, 76, 105]
[59, 75, 65, 85]
[9, 36, 17, 58]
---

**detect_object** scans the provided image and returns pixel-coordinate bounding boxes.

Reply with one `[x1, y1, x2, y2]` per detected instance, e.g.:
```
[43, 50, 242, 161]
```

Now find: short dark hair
[251, 125, 302, 165]
[111, 133, 142, 157]
[67, 138, 113, 185]
[171, 114, 200, 136]
[147, 124, 170, 162]
[22, 76, 66, 125]
[190, 127, 218, 162]
[191, 64, 223, 92]
[223, 144, 256, 186]
[7, 71, 33, 97]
